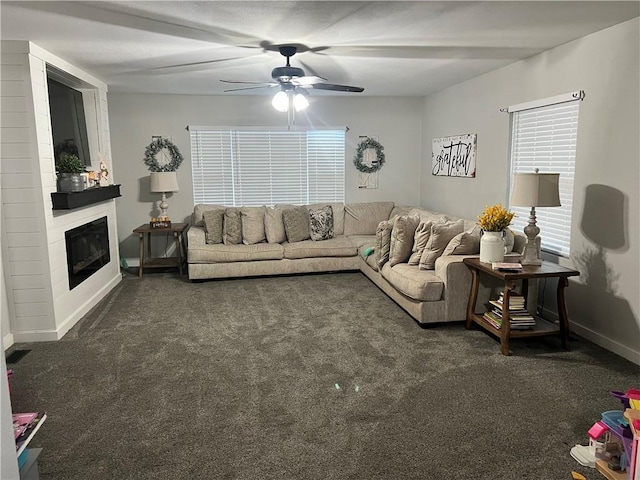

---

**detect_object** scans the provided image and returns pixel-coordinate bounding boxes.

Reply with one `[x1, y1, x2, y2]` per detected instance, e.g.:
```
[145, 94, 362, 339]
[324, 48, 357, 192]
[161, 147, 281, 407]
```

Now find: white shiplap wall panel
[6, 233, 41, 247]
[2, 187, 37, 203]
[0, 143, 31, 158]
[1, 112, 29, 126]
[11, 275, 47, 290]
[3, 218, 39, 233]
[13, 289, 48, 305]
[2, 204, 37, 218]
[1, 173, 35, 188]
[2, 159, 35, 174]
[7, 247, 44, 262]
[8, 261, 45, 276]
[0, 81, 26, 97]
[0, 97, 28, 112]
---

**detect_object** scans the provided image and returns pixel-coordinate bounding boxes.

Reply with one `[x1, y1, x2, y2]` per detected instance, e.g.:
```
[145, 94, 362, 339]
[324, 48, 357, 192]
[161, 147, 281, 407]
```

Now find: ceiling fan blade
[223, 85, 277, 92]
[311, 83, 364, 93]
[220, 80, 276, 85]
[292, 76, 327, 86]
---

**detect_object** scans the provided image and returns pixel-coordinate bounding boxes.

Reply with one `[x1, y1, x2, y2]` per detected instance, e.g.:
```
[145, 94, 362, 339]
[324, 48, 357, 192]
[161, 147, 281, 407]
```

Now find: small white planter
[480, 231, 505, 263]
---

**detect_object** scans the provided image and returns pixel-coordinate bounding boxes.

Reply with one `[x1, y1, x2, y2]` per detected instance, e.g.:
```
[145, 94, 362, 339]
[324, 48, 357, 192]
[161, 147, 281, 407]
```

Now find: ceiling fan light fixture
[272, 90, 289, 112]
[293, 92, 309, 111]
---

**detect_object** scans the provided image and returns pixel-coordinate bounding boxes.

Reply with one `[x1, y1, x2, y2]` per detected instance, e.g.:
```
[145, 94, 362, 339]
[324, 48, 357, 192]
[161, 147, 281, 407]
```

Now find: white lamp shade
[272, 91, 289, 112]
[510, 172, 560, 207]
[150, 171, 179, 193]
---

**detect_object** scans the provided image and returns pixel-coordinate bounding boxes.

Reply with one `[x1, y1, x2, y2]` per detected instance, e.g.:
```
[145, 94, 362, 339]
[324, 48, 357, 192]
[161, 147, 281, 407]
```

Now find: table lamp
[510, 170, 561, 265]
[150, 172, 179, 218]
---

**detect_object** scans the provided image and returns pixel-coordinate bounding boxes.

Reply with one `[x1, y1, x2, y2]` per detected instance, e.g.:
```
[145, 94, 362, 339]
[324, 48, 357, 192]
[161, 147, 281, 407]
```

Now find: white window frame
[188, 126, 346, 207]
[506, 91, 583, 258]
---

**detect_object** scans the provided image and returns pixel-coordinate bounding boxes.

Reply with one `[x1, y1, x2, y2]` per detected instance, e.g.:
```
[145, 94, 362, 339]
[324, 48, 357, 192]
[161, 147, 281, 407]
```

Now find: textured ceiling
[1, 1, 638, 96]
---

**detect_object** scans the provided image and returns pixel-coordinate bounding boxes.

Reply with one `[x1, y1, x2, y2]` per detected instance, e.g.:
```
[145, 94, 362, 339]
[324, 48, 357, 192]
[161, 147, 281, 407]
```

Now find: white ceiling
[1, 1, 638, 97]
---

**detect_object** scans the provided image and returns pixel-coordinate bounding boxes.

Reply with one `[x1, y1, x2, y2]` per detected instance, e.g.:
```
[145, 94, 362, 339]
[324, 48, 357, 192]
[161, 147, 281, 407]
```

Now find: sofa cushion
[282, 206, 310, 243]
[380, 263, 444, 302]
[309, 205, 334, 241]
[348, 234, 377, 248]
[265, 207, 286, 244]
[442, 225, 481, 256]
[308, 203, 345, 235]
[419, 220, 464, 270]
[409, 208, 448, 225]
[283, 237, 357, 259]
[388, 214, 420, 267]
[408, 221, 433, 265]
[223, 208, 242, 245]
[193, 204, 225, 227]
[375, 219, 394, 269]
[344, 202, 395, 236]
[240, 206, 266, 245]
[202, 209, 225, 244]
[389, 205, 413, 220]
[188, 242, 284, 263]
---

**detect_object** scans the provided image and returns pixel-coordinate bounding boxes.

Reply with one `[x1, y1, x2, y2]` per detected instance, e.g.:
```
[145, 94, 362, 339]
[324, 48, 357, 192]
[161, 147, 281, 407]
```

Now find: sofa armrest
[187, 225, 206, 246]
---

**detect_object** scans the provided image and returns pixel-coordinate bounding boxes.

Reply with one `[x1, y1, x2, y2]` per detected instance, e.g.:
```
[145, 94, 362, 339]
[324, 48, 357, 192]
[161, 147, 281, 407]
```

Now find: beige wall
[421, 18, 640, 363]
[108, 95, 423, 262]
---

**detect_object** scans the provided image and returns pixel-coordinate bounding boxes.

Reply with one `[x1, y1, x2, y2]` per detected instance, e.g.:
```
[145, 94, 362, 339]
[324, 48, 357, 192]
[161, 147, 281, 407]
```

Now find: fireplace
[65, 217, 110, 289]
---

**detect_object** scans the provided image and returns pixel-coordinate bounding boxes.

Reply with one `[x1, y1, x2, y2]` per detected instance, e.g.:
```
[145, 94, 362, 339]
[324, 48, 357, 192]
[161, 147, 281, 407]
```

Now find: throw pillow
[202, 209, 225, 245]
[442, 225, 482, 256]
[408, 221, 433, 265]
[419, 220, 464, 270]
[282, 206, 310, 243]
[264, 207, 286, 244]
[388, 214, 421, 267]
[309, 205, 334, 241]
[223, 208, 242, 245]
[375, 220, 394, 269]
[240, 206, 266, 245]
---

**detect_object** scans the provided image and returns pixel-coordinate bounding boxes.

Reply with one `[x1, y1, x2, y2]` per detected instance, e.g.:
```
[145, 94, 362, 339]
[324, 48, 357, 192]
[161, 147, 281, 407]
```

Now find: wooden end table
[463, 257, 580, 355]
[133, 223, 188, 277]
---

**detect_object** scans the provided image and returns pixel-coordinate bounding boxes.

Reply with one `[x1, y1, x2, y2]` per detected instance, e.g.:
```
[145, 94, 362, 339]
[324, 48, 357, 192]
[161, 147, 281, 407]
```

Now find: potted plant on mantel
[56, 152, 85, 192]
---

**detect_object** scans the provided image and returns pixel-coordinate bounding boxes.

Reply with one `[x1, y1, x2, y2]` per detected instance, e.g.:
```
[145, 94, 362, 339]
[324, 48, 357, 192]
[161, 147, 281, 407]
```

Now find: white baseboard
[540, 306, 640, 365]
[12, 273, 122, 343]
[3, 333, 14, 351]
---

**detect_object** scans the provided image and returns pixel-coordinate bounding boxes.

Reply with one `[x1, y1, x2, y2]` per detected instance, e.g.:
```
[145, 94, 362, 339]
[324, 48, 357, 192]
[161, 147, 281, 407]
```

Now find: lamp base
[520, 207, 542, 266]
[158, 192, 169, 218]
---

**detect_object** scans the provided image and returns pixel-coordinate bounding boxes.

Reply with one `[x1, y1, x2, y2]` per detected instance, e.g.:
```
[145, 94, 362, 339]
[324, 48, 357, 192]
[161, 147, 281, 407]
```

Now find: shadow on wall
[567, 184, 639, 352]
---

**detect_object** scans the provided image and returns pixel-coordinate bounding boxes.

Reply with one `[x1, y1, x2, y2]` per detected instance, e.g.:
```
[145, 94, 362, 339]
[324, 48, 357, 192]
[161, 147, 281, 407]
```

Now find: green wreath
[143, 138, 183, 172]
[353, 138, 385, 173]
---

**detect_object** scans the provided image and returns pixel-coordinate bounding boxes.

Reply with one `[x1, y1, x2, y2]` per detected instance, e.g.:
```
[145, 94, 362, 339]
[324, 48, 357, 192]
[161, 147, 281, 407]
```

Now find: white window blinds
[508, 98, 580, 257]
[189, 127, 345, 206]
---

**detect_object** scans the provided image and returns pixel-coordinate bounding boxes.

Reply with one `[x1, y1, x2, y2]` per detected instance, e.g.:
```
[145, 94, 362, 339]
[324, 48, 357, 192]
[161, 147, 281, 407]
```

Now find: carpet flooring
[7, 271, 640, 480]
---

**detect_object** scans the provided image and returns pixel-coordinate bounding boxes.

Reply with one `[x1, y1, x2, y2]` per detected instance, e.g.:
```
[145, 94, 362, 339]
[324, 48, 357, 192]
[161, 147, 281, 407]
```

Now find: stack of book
[13, 412, 47, 459]
[483, 292, 535, 330]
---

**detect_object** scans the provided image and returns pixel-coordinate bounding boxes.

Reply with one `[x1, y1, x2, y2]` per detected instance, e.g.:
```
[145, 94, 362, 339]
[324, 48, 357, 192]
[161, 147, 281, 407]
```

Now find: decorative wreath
[143, 138, 184, 172]
[353, 138, 385, 173]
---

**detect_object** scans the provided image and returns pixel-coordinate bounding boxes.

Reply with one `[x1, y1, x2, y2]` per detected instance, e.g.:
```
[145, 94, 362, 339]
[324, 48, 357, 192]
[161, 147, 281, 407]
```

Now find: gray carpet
[8, 271, 639, 480]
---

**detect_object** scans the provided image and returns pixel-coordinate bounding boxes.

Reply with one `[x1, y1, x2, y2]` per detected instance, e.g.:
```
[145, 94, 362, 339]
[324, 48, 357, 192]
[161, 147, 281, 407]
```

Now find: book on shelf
[483, 311, 535, 329]
[489, 300, 528, 312]
[492, 262, 523, 271]
[13, 412, 46, 457]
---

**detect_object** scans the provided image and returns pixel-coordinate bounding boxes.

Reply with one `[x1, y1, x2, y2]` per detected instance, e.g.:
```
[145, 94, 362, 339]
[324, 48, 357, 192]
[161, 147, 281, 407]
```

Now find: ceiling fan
[220, 45, 365, 106]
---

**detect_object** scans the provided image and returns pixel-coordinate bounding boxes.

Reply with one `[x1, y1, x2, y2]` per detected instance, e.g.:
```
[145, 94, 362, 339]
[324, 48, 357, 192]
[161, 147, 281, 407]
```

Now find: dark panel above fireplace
[51, 184, 121, 210]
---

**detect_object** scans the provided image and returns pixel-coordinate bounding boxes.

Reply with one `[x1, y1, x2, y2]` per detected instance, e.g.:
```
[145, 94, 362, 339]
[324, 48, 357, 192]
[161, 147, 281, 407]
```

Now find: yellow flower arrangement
[477, 204, 515, 232]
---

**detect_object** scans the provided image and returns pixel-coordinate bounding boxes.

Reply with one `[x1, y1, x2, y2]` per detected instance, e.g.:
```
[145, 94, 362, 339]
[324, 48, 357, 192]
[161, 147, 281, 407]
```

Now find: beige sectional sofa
[187, 202, 525, 325]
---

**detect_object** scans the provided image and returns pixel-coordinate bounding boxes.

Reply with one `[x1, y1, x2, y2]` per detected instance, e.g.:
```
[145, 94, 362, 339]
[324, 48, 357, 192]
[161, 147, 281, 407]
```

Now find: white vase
[480, 231, 505, 263]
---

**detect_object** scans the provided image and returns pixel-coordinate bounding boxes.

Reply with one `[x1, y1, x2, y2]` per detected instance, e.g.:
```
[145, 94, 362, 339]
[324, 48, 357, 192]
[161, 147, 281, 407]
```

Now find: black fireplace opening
[65, 216, 110, 290]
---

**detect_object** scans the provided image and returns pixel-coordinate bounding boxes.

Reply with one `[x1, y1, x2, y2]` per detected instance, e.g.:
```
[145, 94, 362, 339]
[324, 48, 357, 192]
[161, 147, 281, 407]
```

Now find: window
[507, 92, 582, 257]
[189, 127, 345, 206]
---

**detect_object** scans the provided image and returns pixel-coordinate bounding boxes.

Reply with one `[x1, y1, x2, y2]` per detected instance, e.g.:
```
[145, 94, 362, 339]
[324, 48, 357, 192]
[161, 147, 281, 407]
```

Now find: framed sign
[432, 133, 477, 177]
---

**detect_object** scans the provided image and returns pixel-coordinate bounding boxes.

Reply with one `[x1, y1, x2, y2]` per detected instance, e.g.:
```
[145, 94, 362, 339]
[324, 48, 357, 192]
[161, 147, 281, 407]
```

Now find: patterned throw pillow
[408, 221, 433, 265]
[309, 205, 334, 241]
[223, 208, 242, 245]
[282, 207, 310, 243]
[375, 220, 394, 269]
